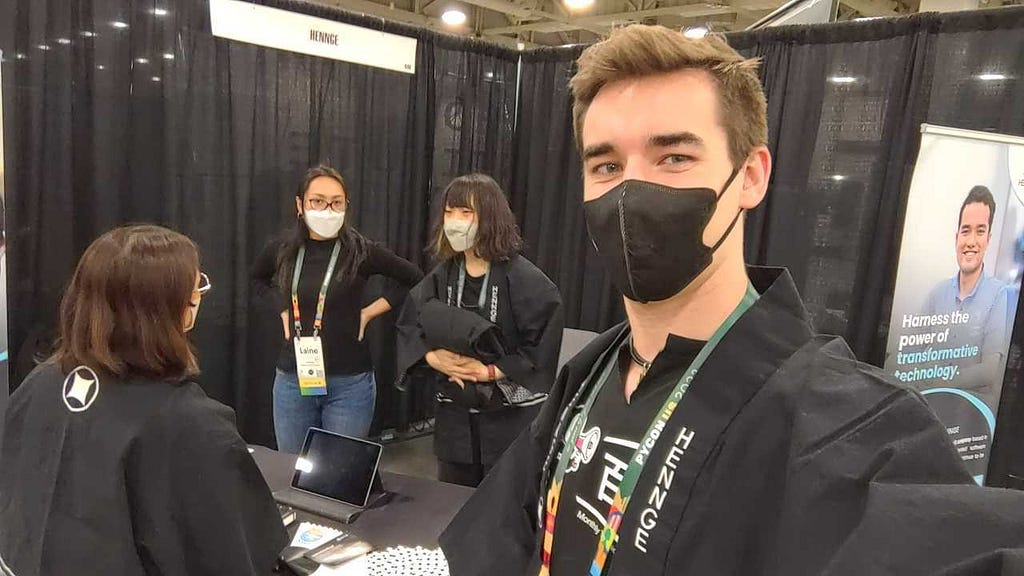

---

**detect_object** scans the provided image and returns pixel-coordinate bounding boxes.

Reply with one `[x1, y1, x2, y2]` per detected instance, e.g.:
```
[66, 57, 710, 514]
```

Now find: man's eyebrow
[582, 142, 614, 160]
[648, 132, 705, 149]
[582, 132, 705, 159]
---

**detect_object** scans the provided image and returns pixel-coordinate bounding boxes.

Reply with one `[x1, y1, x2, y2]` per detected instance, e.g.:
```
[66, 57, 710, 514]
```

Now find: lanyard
[538, 283, 759, 576]
[291, 241, 342, 338]
[456, 259, 491, 310]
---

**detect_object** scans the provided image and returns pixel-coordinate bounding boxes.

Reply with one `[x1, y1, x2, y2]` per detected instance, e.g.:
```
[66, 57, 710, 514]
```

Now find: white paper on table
[289, 522, 343, 550]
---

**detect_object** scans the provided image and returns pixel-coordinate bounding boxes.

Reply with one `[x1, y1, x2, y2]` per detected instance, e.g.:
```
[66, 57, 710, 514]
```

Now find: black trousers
[437, 412, 492, 487]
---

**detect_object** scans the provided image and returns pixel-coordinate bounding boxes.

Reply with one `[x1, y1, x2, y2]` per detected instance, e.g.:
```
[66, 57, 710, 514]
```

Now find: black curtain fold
[425, 43, 518, 224]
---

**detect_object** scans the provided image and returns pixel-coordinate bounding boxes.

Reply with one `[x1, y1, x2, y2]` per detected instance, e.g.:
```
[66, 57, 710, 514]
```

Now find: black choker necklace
[628, 337, 653, 380]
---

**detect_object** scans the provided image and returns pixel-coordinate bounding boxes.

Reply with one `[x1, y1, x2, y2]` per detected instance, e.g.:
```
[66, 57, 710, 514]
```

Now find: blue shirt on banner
[919, 270, 1009, 411]
[922, 271, 1010, 359]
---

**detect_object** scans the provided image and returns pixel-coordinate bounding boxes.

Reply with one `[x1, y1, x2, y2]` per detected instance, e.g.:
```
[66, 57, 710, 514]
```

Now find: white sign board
[209, 0, 417, 74]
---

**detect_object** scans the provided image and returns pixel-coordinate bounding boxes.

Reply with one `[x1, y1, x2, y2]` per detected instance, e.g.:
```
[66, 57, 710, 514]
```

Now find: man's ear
[738, 146, 772, 211]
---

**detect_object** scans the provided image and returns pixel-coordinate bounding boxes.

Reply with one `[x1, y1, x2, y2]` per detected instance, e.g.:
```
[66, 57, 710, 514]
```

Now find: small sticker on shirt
[567, 425, 601, 474]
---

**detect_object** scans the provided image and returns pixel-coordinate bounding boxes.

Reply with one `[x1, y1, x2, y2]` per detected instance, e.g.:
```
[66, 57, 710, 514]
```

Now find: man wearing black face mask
[440, 24, 1024, 576]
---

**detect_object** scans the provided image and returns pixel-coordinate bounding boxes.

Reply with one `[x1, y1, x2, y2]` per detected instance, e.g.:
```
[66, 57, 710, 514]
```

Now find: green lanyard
[290, 241, 342, 338]
[538, 283, 759, 576]
[456, 259, 491, 310]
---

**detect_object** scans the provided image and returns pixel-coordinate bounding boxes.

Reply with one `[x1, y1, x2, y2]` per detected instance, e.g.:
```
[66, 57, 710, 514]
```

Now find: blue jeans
[272, 369, 377, 454]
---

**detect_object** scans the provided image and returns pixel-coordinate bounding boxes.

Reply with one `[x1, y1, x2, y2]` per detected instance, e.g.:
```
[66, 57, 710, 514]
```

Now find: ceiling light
[151, 76, 161, 82]
[97, 65, 105, 70]
[831, 175, 846, 181]
[112, 21, 129, 29]
[57, 38, 71, 45]
[564, 0, 595, 10]
[80, 31, 97, 38]
[977, 73, 1008, 81]
[37, 44, 51, 51]
[441, 8, 467, 26]
[135, 57, 149, 64]
[829, 76, 857, 84]
[153, 8, 169, 16]
[163, 53, 175, 60]
[683, 26, 708, 39]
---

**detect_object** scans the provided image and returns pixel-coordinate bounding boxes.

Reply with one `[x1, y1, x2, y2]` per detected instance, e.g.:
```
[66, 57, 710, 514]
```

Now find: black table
[251, 445, 473, 550]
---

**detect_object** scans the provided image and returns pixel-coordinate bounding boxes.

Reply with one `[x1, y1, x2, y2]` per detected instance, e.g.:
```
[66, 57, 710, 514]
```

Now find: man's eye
[592, 162, 620, 176]
[661, 154, 692, 165]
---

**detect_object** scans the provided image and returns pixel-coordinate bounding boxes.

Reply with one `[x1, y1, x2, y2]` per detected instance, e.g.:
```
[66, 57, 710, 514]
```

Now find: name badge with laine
[295, 336, 328, 396]
[290, 240, 341, 398]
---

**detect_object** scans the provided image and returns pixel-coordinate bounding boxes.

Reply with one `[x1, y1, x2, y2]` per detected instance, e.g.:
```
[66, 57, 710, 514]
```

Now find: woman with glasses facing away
[396, 174, 565, 487]
[252, 165, 423, 453]
[0, 225, 287, 575]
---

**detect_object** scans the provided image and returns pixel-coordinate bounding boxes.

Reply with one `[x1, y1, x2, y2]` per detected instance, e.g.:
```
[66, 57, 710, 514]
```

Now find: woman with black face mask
[252, 165, 423, 453]
[396, 174, 565, 487]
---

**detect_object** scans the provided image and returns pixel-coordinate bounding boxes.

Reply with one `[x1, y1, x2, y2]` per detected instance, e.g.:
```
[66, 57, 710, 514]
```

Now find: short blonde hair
[571, 25, 768, 166]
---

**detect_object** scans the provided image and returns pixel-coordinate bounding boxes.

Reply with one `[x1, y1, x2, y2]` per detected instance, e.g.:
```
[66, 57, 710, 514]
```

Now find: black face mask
[583, 167, 742, 303]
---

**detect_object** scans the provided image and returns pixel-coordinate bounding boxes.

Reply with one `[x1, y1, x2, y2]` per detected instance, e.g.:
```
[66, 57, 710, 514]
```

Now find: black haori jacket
[397, 254, 565, 465]
[441, 266, 1024, 576]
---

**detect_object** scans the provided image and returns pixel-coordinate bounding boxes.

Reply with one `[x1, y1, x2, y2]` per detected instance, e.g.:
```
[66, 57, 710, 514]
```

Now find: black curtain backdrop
[0, 0, 519, 446]
[512, 9, 1024, 486]
[4, 0, 1024, 483]
[511, 55, 623, 331]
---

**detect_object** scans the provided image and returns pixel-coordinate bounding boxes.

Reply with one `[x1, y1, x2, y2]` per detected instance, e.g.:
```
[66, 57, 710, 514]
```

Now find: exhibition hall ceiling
[305, 0, 1020, 46]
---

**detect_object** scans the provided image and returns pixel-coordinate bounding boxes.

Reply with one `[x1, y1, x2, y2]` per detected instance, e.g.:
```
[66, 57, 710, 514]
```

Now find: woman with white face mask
[252, 165, 423, 453]
[396, 174, 565, 487]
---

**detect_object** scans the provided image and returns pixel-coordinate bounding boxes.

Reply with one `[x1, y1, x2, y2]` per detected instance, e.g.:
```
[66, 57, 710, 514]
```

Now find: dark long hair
[430, 174, 523, 262]
[55, 225, 199, 381]
[275, 165, 368, 292]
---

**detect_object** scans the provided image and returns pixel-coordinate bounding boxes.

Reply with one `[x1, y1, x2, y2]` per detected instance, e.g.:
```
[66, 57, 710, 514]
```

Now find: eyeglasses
[197, 272, 211, 295]
[307, 198, 346, 213]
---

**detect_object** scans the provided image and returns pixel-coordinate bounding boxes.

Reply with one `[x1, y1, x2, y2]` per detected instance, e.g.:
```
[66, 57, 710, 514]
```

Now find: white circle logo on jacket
[62, 366, 100, 413]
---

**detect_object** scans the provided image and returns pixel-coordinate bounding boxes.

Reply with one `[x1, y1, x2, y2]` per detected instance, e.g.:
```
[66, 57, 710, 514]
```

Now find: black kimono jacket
[441, 267, 1024, 576]
[396, 254, 565, 466]
[0, 362, 287, 576]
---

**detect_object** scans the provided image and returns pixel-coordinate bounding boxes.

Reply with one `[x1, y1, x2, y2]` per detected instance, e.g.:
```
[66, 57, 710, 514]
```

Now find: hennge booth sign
[209, 0, 417, 74]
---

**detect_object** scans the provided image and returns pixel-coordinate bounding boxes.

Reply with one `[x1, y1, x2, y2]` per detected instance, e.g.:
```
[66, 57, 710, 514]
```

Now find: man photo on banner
[440, 25, 1024, 576]
[921, 185, 1010, 409]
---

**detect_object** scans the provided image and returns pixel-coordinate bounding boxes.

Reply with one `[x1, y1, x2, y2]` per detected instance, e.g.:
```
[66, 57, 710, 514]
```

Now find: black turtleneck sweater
[252, 237, 423, 376]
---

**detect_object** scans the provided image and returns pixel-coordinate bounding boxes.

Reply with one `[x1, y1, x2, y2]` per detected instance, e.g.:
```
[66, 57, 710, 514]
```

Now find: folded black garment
[419, 300, 508, 363]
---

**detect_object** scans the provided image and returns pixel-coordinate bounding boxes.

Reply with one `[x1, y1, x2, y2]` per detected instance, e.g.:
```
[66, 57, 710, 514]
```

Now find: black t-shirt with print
[549, 334, 705, 575]
[457, 272, 487, 317]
